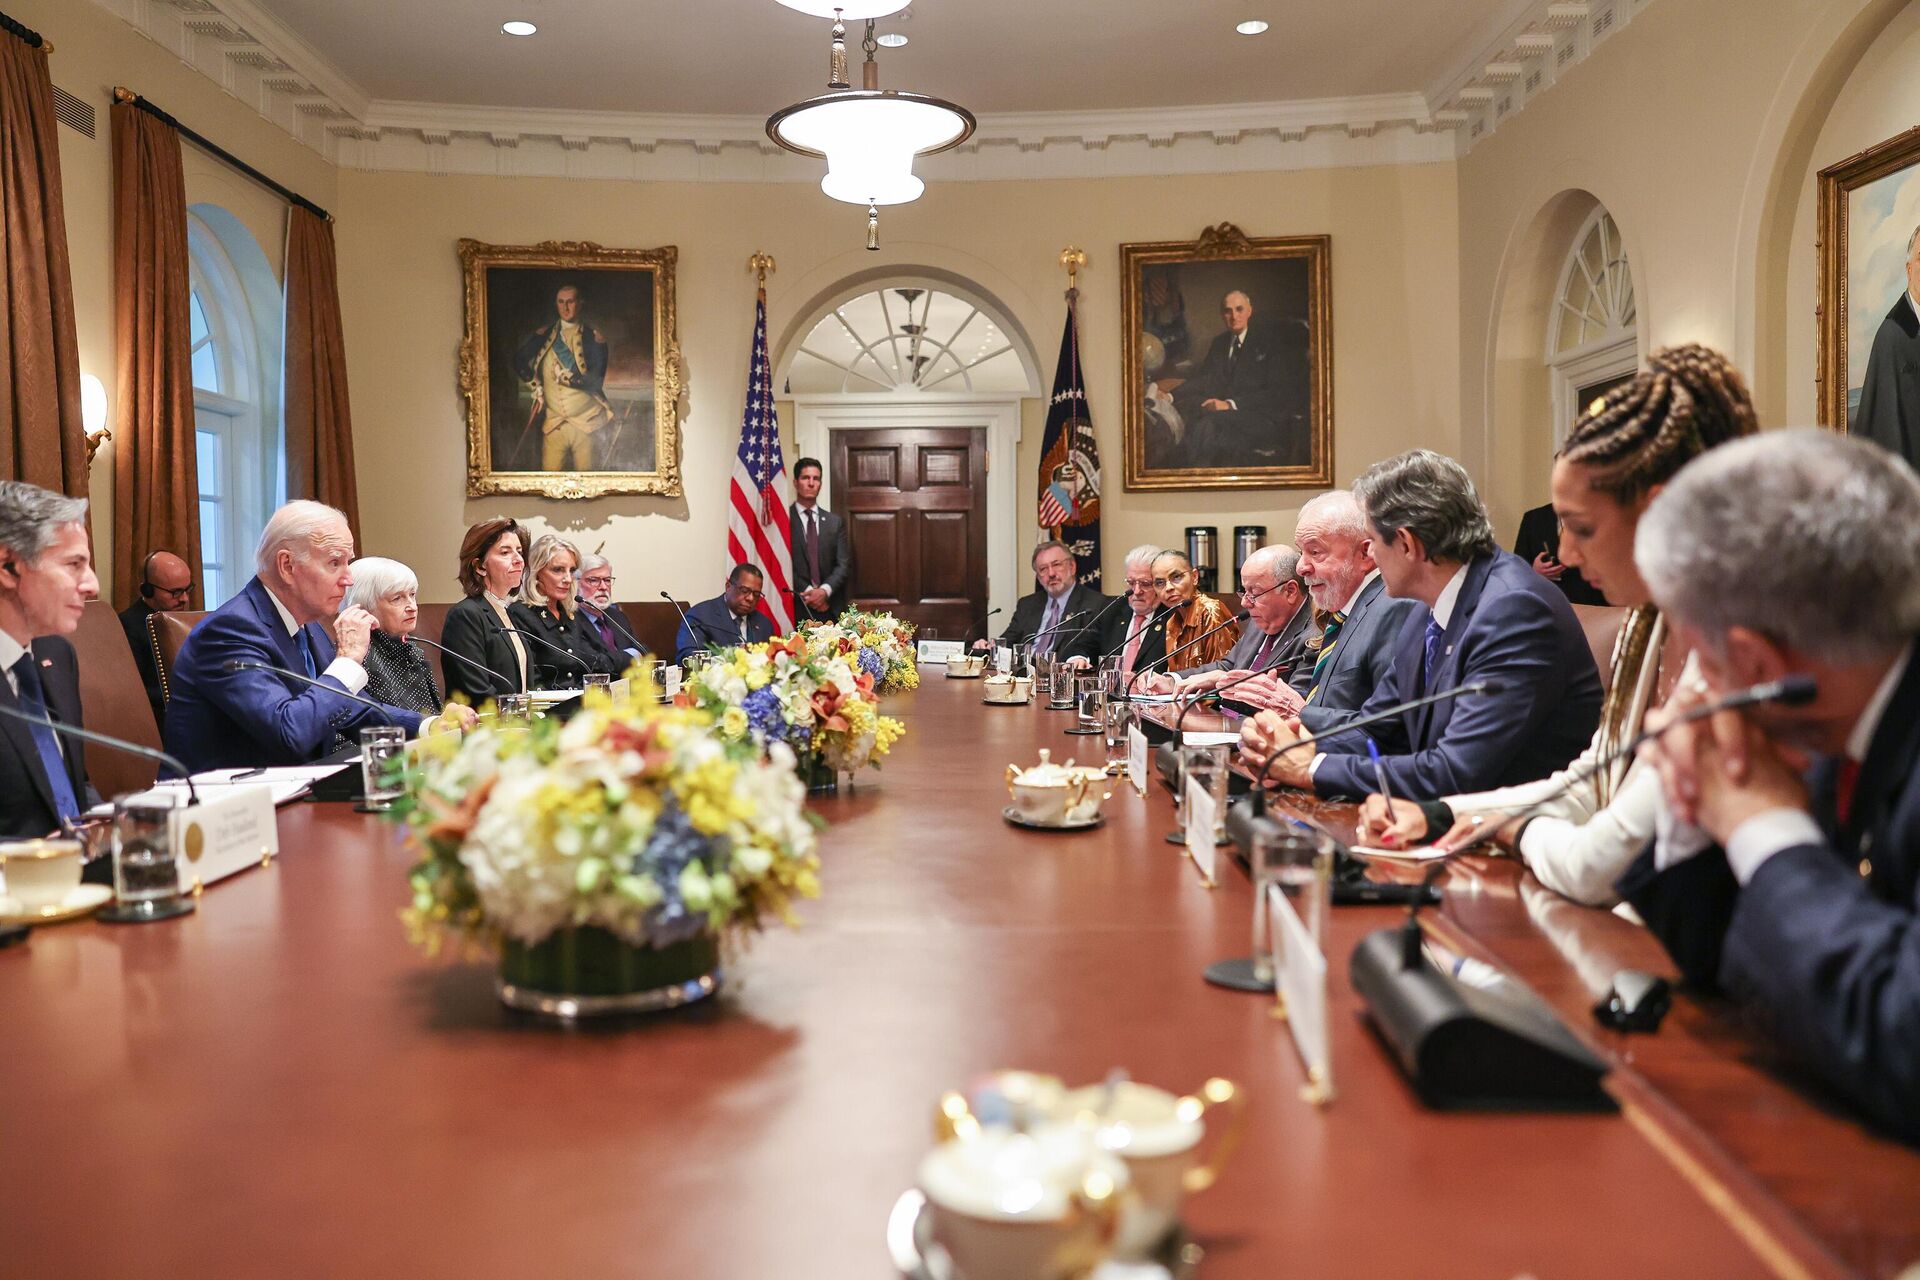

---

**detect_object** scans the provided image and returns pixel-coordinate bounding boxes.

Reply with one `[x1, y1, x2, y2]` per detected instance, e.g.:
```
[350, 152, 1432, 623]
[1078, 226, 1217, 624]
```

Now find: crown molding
[92, 0, 1655, 179]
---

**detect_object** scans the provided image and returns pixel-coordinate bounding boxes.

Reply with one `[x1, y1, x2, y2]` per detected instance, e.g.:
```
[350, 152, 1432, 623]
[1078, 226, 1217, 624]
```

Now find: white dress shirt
[266, 586, 368, 694]
[0, 627, 65, 761]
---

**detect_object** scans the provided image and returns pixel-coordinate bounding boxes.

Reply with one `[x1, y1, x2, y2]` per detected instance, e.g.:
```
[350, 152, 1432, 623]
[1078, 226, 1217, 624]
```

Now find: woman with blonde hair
[509, 533, 623, 688]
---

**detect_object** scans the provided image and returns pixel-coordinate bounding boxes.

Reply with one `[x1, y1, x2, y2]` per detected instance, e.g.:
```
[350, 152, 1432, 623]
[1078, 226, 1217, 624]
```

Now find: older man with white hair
[574, 550, 647, 660]
[1619, 429, 1920, 1142]
[0, 481, 101, 838]
[1061, 544, 1167, 679]
[165, 501, 463, 772]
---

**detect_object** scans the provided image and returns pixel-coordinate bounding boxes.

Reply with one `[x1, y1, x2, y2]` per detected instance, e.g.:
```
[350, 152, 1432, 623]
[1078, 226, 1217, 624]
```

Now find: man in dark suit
[164, 501, 456, 774]
[1060, 545, 1165, 680]
[1852, 223, 1920, 471]
[0, 482, 100, 839]
[1156, 544, 1311, 696]
[118, 548, 193, 727]
[1513, 503, 1606, 606]
[1620, 430, 1920, 1141]
[676, 564, 776, 662]
[1248, 451, 1602, 800]
[984, 539, 1110, 657]
[1171, 290, 1310, 470]
[789, 456, 851, 623]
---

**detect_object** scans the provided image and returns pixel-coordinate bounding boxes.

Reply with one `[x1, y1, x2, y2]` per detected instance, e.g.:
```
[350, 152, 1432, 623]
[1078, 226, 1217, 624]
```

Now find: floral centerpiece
[677, 632, 905, 786]
[392, 681, 820, 1017]
[803, 607, 920, 695]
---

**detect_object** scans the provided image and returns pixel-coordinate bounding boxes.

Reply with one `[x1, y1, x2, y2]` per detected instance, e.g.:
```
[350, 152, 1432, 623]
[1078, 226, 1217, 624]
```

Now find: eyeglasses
[1124, 578, 1155, 591]
[580, 575, 614, 587]
[1035, 559, 1075, 574]
[146, 580, 194, 598]
[1152, 571, 1191, 588]
[731, 585, 765, 601]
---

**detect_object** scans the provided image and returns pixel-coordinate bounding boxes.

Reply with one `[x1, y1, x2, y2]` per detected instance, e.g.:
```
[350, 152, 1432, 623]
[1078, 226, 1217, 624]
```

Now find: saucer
[887, 1188, 1199, 1279]
[982, 694, 1032, 706]
[1003, 805, 1105, 832]
[945, 669, 986, 680]
[0, 883, 113, 925]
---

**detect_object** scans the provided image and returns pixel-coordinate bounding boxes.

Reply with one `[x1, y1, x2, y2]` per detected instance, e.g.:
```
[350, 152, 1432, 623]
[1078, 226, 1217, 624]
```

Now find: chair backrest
[414, 602, 454, 692]
[71, 602, 162, 797]
[1570, 603, 1630, 698]
[150, 610, 207, 705]
[617, 601, 688, 661]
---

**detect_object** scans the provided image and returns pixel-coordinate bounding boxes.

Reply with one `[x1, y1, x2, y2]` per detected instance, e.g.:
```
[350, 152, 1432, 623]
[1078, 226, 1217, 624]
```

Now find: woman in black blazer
[509, 533, 623, 689]
[439, 518, 532, 705]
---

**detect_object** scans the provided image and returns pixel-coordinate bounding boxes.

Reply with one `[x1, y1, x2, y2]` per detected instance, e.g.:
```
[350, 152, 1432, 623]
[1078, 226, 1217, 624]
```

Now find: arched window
[187, 205, 282, 606]
[785, 285, 1033, 394]
[1547, 207, 1640, 445]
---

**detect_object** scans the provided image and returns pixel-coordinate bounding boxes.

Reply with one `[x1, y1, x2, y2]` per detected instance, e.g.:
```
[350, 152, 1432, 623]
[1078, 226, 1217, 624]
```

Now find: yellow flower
[721, 706, 749, 739]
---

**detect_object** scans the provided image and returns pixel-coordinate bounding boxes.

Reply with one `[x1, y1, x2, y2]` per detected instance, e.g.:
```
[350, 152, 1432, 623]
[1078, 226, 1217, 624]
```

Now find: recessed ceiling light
[876, 32, 908, 47]
[1236, 19, 1269, 35]
[501, 20, 538, 36]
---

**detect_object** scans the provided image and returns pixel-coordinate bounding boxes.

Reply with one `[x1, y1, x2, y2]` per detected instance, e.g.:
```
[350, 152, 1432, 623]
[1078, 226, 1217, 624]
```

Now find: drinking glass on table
[1105, 700, 1133, 767]
[1249, 825, 1331, 982]
[582, 672, 612, 695]
[1074, 674, 1105, 731]
[110, 795, 190, 916]
[359, 725, 408, 812]
[1180, 743, 1231, 843]
[496, 693, 532, 725]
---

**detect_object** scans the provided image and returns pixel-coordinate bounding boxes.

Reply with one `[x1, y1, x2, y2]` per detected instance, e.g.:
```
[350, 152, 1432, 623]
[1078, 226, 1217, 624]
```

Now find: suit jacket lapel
[1848, 649, 1920, 899]
[0, 666, 60, 818]
[1413, 556, 1494, 746]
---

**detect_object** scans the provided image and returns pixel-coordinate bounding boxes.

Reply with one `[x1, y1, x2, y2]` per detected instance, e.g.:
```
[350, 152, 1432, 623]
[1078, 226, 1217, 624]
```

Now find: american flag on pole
[1036, 291, 1102, 587]
[727, 287, 795, 634]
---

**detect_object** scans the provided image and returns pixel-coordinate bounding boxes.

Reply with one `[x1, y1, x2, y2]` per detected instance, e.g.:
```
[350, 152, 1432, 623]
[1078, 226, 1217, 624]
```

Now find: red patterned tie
[1834, 758, 1863, 828]
[1122, 613, 1146, 677]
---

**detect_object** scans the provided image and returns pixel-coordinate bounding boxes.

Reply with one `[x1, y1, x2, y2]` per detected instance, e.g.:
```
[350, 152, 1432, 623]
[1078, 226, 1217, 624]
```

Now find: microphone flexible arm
[1052, 593, 1125, 656]
[225, 660, 406, 719]
[0, 700, 200, 808]
[405, 633, 513, 692]
[662, 590, 725, 655]
[962, 606, 1004, 647]
[1125, 598, 1259, 700]
[1169, 635, 1300, 745]
[1252, 680, 1503, 806]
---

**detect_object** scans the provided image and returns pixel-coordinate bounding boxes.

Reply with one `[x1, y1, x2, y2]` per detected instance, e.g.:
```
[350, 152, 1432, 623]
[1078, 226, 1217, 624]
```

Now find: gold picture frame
[1817, 125, 1920, 432]
[1121, 224, 1333, 490]
[459, 238, 683, 499]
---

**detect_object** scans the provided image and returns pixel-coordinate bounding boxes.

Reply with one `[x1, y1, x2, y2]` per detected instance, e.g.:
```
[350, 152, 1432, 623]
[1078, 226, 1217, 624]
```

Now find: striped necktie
[1304, 610, 1346, 704]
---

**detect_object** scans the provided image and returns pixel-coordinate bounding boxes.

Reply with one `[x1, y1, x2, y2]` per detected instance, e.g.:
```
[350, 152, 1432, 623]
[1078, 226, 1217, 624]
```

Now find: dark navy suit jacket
[163, 578, 425, 773]
[1308, 550, 1602, 800]
[674, 596, 775, 663]
[0, 635, 93, 838]
[1295, 575, 1422, 716]
[1620, 647, 1920, 1141]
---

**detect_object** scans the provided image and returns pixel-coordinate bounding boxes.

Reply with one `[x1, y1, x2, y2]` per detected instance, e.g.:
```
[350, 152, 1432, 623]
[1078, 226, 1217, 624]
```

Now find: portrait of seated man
[1154, 289, 1311, 472]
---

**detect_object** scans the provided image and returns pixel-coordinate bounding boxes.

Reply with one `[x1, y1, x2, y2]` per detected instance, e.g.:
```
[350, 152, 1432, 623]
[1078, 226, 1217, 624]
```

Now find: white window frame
[1546, 207, 1640, 447]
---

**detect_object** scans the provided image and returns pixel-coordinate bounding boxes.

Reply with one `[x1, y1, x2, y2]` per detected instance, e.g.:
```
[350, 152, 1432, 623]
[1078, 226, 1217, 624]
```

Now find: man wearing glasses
[982, 539, 1110, 656]
[119, 548, 193, 729]
[574, 552, 648, 660]
[675, 563, 775, 663]
[1143, 544, 1311, 698]
[1062, 544, 1166, 679]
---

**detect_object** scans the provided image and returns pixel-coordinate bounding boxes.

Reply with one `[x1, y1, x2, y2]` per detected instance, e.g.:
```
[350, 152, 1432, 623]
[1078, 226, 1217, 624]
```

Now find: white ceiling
[243, 0, 1527, 116]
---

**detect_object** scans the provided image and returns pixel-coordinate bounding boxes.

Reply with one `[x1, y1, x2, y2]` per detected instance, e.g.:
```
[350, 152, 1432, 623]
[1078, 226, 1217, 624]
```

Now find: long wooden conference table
[3, 675, 1916, 1277]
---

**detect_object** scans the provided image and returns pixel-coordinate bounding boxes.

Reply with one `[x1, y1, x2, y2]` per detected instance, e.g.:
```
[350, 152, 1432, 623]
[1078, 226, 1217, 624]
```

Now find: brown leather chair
[70, 601, 163, 797]
[1570, 603, 1629, 697]
[149, 609, 207, 707]
[414, 602, 453, 691]
[618, 601, 688, 661]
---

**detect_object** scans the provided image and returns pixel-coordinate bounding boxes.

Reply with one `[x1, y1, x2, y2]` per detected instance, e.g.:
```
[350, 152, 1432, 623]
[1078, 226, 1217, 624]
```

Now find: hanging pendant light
[767, 7, 975, 245]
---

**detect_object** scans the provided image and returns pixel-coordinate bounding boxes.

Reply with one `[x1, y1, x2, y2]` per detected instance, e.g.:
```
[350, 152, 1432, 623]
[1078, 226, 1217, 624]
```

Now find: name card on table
[1184, 776, 1218, 886]
[1127, 722, 1148, 794]
[917, 639, 965, 663]
[174, 786, 279, 893]
[664, 665, 682, 697]
[996, 645, 1013, 673]
[1269, 883, 1334, 1105]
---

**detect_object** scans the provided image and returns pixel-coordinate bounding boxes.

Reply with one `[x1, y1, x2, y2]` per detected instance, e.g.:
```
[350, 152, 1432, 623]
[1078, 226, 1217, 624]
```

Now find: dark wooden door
[832, 427, 987, 639]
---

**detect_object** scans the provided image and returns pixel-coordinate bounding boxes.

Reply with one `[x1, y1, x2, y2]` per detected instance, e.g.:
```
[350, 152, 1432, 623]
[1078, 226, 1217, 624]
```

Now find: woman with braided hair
[1357, 343, 1759, 905]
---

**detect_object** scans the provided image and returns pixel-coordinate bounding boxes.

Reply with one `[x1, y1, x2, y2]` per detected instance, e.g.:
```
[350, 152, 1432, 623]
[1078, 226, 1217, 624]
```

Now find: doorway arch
[775, 271, 1042, 625]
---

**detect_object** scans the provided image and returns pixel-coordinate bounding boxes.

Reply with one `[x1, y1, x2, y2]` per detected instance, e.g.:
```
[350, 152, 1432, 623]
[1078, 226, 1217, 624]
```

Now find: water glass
[1181, 744, 1231, 843]
[359, 725, 408, 811]
[1011, 643, 1032, 679]
[1104, 700, 1133, 766]
[1254, 824, 1333, 972]
[497, 693, 532, 724]
[582, 672, 612, 695]
[1075, 674, 1105, 730]
[112, 796, 185, 907]
[1099, 655, 1123, 698]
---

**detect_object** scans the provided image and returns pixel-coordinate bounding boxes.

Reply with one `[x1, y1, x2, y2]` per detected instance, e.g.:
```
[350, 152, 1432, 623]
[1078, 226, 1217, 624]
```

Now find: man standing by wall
[788, 456, 850, 623]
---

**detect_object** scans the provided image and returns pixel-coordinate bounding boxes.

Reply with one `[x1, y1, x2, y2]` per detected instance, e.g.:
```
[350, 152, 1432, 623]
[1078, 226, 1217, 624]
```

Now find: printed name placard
[174, 786, 279, 893]
[664, 665, 682, 697]
[1270, 883, 1334, 1104]
[996, 646, 1014, 673]
[1127, 723, 1148, 794]
[1184, 776, 1218, 886]
[916, 639, 966, 663]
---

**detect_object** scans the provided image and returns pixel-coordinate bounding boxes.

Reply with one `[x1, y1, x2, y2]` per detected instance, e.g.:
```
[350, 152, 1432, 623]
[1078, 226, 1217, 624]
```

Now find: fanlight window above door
[1551, 209, 1636, 356]
[787, 286, 1030, 394]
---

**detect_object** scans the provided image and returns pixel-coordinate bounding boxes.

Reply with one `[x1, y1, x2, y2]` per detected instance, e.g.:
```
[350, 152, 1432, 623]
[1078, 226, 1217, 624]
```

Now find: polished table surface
[3, 676, 1916, 1277]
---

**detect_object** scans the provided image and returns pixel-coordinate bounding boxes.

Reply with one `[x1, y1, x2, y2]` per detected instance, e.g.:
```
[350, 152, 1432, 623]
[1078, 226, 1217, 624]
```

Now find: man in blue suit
[165, 501, 469, 773]
[675, 563, 776, 663]
[1621, 430, 1920, 1141]
[1247, 450, 1601, 800]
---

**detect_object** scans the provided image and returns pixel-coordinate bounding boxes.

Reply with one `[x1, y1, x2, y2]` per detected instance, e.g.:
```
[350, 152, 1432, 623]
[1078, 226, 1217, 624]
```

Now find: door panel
[831, 427, 988, 638]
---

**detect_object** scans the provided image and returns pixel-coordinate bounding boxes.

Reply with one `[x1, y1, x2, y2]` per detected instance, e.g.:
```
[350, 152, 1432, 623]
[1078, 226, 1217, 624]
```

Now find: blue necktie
[13, 655, 80, 824]
[1421, 617, 1445, 690]
[296, 628, 319, 679]
[1034, 597, 1063, 655]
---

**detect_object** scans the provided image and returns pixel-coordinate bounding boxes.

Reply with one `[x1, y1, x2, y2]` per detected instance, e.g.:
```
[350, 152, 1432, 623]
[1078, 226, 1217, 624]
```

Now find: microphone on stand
[486, 615, 592, 684]
[1029, 609, 1088, 653]
[0, 701, 200, 807]
[405, 634, 514, 692]
[962, 606, 1004, 650]
[1252, 678, 1506, 802]
[581, 598, 648, 654]
[662, 590, 722, 654]
[1169, 634, 1300, 747]
[224, 660, 408, 719]
[1125, 607, 1250, 701]
[1051, 593, 1125, 659]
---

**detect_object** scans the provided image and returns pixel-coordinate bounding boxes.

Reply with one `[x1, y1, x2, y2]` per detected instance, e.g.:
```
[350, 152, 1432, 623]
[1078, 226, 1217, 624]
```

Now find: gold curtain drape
[283, 206, 360, 536]
[110, 100, 200, 610]
[0, 32, 85, 493]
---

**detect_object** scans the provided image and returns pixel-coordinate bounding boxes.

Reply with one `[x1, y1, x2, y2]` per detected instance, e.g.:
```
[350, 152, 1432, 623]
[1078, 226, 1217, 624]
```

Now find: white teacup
[983, 675, 1032, 704]
[0, 838, 84, 912]
[919, 1125, 1128, 1280]
[1056, 1078, 1244, 1260]
[947, 654, 986, 677]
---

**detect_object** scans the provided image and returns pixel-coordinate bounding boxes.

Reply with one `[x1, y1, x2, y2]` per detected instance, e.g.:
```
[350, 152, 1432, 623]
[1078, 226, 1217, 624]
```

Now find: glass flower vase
[800, 753, 840, 794]
[495, 925, 721, 1019]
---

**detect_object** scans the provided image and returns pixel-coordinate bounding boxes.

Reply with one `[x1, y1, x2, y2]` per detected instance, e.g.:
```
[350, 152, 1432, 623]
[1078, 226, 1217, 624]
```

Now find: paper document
[1124, 692, 1177, 705]
[1180, 731, 1240, 748]
[1351, 844, 1451, 862]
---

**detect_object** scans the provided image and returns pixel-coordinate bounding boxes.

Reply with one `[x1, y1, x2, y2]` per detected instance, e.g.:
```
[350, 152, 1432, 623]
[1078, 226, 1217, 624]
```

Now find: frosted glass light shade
[80, 373, 108, 436]
[774, 0, 911, 18]
[768, 90, 975, 207]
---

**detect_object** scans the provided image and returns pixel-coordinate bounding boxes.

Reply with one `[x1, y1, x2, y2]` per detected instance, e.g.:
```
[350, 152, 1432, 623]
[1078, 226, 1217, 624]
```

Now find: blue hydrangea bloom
[638, 799, 713, 946]
[857, 646, 885, 681]
[743, 685, 787, 742]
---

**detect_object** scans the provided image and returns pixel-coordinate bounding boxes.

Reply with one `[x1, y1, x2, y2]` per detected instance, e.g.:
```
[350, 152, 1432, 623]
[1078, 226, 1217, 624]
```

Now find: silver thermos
[1233, 526, 1266, 592]
[1185, 526, 1218, 595]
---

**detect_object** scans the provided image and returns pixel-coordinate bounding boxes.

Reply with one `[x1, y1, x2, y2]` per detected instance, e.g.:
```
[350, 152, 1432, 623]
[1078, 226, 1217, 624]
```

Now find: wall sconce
[81, 372, 110, 465]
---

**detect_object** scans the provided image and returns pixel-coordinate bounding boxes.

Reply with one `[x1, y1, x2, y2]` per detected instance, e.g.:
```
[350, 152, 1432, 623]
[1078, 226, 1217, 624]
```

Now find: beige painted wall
[336, 162, 1460, 602]
[25, 0, 337, 591]
[1457, 0, 1915, 537]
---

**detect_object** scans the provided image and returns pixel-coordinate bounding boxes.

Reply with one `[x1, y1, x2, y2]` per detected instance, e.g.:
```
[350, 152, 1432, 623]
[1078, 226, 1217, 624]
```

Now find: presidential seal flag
[1037, 293, 1103, 587]
[726, 286, 796, 633]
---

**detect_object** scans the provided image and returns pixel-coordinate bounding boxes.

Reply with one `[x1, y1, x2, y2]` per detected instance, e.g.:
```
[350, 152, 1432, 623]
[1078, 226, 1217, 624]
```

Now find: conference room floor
[3, 676, 1915, 1277]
